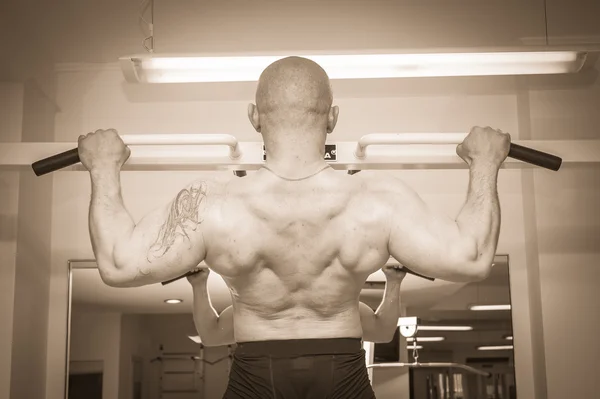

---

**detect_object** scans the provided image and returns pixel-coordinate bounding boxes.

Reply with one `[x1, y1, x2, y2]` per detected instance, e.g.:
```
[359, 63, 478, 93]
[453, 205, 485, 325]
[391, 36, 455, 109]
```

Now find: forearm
[455, 161, 501, 274]
[88, 167, 136, 281]
[362, 280, 402, 343]
[372, 280, 402, 339]
[192, 284, 229, 345]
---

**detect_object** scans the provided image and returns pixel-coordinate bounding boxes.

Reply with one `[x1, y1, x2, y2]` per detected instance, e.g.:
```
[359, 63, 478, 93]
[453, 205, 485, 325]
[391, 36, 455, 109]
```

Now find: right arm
[188, 270, 235, 347]
[384, 127, 509, 282]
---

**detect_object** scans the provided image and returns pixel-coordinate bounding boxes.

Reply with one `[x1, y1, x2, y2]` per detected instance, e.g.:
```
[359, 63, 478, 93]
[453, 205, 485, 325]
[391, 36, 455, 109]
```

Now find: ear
[247, 103, 261, 133]
[326, 105, 339, 134]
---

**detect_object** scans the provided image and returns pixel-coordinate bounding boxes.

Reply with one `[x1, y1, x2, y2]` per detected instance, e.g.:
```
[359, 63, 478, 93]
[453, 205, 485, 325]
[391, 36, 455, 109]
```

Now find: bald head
[249, 57, 337, 137]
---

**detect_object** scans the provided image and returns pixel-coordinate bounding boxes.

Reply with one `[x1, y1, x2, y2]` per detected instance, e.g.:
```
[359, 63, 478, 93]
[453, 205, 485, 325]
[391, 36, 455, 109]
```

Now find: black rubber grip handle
[162, 271, 195, 286]
[399, 267, 435, 281]
[508, 143, 562, 171]
[32, 148, 80, 176]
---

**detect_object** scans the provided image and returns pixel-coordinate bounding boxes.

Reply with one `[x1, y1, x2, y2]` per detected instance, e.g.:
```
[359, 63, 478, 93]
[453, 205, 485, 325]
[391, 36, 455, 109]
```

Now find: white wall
[69, 309, 122, 399]
[1, 2, 57, 399]
[527, 60, 600, 398]
[0, 81, 55, 399]
[0, 82, 23, 399]
[9, 80, 56, 399]
[119, 314, 146, 399]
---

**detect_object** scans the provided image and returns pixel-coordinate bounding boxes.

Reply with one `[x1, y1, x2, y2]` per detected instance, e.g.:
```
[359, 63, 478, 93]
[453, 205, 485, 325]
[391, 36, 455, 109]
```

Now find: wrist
[90, 165, 121, 179]
[470, 159, 500, 173]
[384, 280, 402, 288]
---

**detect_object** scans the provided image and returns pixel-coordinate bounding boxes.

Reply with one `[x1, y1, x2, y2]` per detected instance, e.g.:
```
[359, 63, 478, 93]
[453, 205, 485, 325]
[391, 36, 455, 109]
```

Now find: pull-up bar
[31, 134, 242, 176]
[355, 133, 562, 171]
[27, 132, 563, 176]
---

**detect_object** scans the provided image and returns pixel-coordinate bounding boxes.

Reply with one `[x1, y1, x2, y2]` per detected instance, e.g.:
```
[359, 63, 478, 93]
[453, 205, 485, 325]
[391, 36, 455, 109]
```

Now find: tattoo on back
[148, 182, 208, 260]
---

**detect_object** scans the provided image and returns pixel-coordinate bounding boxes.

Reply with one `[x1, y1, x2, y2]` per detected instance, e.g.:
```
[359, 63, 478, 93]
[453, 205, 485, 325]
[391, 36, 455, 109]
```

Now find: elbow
[468, 259, 493, 282]
[448, 240, 493, 283]
[454, 257, 493, 283]
[96, 260, 136, 288]
[99, 272, 131, 288]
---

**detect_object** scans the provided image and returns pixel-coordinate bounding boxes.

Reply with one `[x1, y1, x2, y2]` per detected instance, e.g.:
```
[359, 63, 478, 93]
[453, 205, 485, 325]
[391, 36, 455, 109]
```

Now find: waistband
[235, 338, 363, 357]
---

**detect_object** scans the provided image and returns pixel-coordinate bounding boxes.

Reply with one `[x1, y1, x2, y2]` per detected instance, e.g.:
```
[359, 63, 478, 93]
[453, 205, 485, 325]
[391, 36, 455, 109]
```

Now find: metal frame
[366, 316, 492, 378]
[2, 135, 599, 172]
[64, 259, 99, 399]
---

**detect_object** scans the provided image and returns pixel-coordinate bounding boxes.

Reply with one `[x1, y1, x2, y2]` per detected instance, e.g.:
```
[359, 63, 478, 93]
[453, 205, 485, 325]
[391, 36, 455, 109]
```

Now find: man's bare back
[79, 55, 509, 398]
[201, 168, 391, 341]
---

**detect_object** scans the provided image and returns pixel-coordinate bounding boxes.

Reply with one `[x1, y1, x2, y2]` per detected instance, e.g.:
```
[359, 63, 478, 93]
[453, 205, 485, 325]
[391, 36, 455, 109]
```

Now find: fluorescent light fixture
[164, 299, 183, 304]
[469, 304, 512, 311]
[504, 335, 514, 341]
[407, 337, 445, 342]
[407, 345, 423, 350]
[477, 345, 514, 351]
[120, 49, 588, 83]
[188, 335, 202, 344]
[415, 325, 473, 331]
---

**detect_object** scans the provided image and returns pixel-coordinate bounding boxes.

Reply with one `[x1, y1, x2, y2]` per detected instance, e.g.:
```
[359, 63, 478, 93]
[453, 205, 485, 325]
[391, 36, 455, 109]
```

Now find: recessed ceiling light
[477, 345, 514, 351]
[164, 299, 183, 304]
[504, 335, 514, 341]
[416, 325, 473, 331]
[407, 337, 445, 342]
[469, 304, 511, 311]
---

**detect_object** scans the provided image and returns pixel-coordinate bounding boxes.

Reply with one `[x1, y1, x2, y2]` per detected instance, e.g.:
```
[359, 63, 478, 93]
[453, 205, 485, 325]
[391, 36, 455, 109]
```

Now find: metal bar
[119, 134, 242, 159]
[366, 362, 491, 377]
[356, 133, 563, 170]
[1, 139, 598, 172]
[355, 133, 468, 158]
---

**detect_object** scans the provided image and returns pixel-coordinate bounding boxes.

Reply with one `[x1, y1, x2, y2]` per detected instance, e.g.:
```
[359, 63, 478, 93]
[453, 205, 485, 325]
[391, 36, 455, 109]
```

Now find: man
[187, 265, 407, 347]
[79, 56, 508, 398]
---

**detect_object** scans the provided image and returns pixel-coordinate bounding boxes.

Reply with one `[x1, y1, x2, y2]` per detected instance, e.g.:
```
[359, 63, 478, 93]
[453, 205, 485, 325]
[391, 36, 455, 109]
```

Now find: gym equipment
[29, 132, 562, 176]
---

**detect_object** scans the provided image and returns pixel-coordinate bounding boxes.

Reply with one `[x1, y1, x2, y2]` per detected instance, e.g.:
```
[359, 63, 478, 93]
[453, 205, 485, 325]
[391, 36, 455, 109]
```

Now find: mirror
[66, 255, 514, 399]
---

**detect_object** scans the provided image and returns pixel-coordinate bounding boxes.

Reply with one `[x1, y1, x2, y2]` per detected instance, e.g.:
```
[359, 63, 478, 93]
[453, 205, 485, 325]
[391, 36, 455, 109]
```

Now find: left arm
[360, 266, 406, 343]
[80, 129, 214, 287]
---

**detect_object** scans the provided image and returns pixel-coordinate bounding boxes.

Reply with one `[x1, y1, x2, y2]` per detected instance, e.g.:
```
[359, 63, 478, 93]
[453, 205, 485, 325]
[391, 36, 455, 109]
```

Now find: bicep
[385, 178, 472, 281]
[112, 180, 210, 286]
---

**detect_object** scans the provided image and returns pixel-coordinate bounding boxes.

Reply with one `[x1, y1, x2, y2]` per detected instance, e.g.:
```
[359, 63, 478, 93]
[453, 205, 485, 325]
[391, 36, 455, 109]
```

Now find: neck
[263, 143, 328, 179]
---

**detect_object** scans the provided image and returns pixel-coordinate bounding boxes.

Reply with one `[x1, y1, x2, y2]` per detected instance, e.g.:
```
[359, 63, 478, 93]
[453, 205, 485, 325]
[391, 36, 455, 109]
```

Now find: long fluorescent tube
[407, 345, 424, 350]
[477, 345, 514, 351]
[407, 337, 445, 342]
[416, 325, 473, 331]
[469, 304, 512, 311]
[120, 50, 588, 83]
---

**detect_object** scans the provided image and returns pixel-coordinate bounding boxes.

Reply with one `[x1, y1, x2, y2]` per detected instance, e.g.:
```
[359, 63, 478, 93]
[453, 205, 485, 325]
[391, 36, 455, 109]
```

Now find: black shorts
[223, 338, 376, 399]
